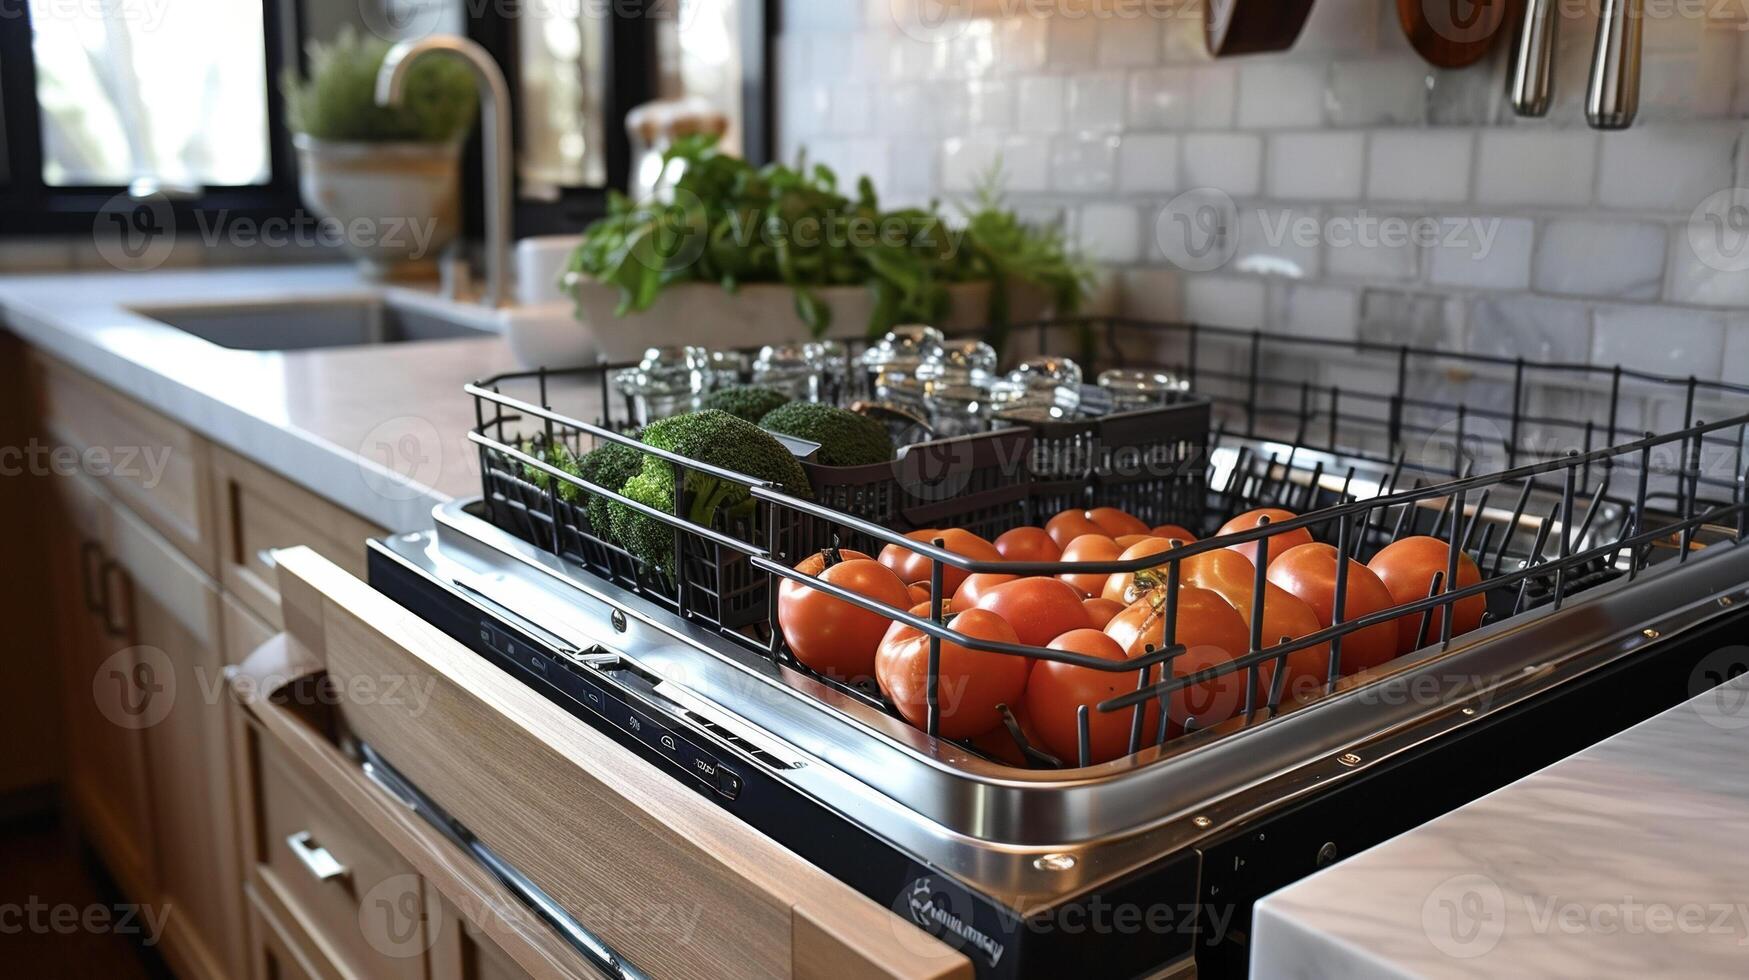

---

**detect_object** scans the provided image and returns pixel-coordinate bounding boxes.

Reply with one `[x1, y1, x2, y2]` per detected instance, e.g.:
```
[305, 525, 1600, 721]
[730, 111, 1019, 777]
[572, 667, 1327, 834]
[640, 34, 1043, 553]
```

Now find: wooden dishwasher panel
[274, 546, 971, 980]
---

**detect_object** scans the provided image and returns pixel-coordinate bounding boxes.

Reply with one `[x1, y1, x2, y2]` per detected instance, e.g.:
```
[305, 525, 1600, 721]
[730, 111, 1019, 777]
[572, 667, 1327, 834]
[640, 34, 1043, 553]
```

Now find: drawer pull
[286, 831, 348, 882]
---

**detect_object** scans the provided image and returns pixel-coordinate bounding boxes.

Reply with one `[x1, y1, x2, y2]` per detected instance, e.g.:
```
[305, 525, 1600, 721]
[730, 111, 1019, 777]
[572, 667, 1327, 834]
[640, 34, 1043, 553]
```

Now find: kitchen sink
[131, 297, 496, 352]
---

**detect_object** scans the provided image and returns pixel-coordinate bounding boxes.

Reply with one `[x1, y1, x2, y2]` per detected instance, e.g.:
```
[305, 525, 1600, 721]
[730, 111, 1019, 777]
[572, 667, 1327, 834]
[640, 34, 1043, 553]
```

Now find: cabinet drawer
[252, 731, 431, 980]
[29, 351, 216, 574]
[213, 446, 385, 628]
[274, 546, 970, 980]
[247, 884, 342, 980]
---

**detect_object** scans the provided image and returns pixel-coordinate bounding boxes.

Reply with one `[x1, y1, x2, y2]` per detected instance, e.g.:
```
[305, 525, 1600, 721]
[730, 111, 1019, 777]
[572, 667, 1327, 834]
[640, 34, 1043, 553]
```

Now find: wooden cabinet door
[47, 471, 157, 904]
[107, 500, 245, 980]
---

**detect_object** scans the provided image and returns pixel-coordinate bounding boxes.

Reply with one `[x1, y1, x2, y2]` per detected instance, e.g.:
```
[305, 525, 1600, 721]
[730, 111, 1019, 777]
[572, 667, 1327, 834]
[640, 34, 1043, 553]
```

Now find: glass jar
[919, 338, 998, 386]
[752, 343, 817, 401]
[859, 324, 945, 394]
[614, 345, 709, 424]
[1097, 368, 1188, 412]
[1001, 355, 1084, 417]
[804, 339, 850, 404]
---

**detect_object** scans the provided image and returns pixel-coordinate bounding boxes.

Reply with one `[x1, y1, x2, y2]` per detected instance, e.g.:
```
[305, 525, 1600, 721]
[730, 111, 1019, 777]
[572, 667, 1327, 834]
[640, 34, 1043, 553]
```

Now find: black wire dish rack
[468, 318, 1749, 770]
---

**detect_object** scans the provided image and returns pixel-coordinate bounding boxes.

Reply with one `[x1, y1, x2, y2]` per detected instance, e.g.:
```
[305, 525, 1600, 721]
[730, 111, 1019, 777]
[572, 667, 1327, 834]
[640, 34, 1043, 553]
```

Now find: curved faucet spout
[375, 35, 513, 309]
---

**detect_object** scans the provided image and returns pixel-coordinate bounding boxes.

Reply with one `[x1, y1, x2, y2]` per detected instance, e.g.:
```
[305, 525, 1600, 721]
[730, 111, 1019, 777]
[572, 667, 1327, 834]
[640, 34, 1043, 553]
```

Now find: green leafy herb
[282, 28, 478, 143]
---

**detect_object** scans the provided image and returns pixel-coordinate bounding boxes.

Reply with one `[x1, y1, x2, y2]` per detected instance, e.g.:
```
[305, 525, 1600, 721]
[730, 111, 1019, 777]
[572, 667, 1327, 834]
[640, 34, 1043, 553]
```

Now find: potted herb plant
[514, 136, 1090, 366]
[282, 28, 478, 278]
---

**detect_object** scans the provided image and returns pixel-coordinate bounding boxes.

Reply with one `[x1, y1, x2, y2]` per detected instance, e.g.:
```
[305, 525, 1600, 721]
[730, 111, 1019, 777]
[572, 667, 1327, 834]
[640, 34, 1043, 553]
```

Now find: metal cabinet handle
[80, 540, 106, 614]
[100, 559, 131, 639]
[285, 831, 348, 882]
[1508, 0, 1557, 117]
[1587, 0, 1642, 129]
[256, 548, 278, 570]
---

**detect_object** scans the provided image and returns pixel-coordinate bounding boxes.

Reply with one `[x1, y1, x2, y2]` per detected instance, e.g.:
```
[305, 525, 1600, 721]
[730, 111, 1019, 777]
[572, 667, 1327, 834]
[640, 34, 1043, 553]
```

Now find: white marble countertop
[1252, 672, 1749, 978]
[0, 263, 584, 531]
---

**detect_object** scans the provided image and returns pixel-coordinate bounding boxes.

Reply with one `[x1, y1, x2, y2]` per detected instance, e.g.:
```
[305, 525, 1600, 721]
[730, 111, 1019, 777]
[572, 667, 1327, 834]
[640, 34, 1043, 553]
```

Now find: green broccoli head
[759, 402, 896, 467]
[607, 409, 814, 573]
[520, 438, 583, 501]
[700, 385, 793, 424]
[577, 434, 645, 535]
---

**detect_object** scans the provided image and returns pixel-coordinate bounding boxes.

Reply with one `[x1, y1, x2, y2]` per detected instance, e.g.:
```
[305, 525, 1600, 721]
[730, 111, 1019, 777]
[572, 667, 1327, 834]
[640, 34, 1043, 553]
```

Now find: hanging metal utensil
[1587, 0, 1642, 128]
[1508, 0, 1558, 116]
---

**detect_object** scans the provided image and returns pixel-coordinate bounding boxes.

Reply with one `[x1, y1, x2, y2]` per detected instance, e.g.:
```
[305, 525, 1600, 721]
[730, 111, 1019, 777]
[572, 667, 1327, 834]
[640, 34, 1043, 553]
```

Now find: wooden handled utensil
[1205, 0, 1316, 57]
[1397, 0, 1511, 68]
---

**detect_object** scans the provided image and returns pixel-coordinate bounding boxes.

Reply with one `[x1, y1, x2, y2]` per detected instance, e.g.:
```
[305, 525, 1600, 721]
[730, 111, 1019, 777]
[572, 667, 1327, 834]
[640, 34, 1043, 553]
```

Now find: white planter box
[505, 279, 1045, 368]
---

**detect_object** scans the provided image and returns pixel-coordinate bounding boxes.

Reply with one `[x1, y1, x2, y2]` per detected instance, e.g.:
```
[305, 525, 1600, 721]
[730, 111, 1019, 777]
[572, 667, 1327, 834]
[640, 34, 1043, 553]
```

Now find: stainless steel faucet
[375, 35, 513, 308]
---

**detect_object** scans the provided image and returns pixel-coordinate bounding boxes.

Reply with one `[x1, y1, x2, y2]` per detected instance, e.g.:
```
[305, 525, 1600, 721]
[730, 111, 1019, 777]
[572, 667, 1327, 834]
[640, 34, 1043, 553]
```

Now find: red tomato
[1196, 577, 1332, 707]
[1058, 533, 1123, 596]
[879, 527, 1001, 595]
[974, 577, 1093, 649]
[1045, 510, 1105, 550]
[1368, 536, 1486, 653]
[994, 526, 1062, 563]
[1152, 524, 1199, 544]
[1114, 533, 1156, 549]
[1105, 586, 1258, 730]
[1088, 507, 1150, 538]
[952, 572, 1019, 608]
[777, 556, 912, 681]
[1179, 547, 1260, 597]
[1102, 537, 1180, 604]
[907, 583, 933, 606]
[877, 607, 1029, 739]
[1024, 629, 1159, 765]
[1082, 597, 1124, 629]
[1268, 543, 1399, 675]
[1218, 508, 1315, 569]
[785, 548, 874, 585]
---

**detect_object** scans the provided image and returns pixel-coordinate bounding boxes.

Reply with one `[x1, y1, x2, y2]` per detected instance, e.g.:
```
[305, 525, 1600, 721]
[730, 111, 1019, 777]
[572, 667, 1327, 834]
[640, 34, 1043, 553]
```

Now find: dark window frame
[0, 0, 777, 241]
[0, 0, 304, 237]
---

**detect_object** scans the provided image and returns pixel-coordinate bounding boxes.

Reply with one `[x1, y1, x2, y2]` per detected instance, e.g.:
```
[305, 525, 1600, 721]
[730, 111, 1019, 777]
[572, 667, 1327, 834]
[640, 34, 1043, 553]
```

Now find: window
[29, 0, 272, 187]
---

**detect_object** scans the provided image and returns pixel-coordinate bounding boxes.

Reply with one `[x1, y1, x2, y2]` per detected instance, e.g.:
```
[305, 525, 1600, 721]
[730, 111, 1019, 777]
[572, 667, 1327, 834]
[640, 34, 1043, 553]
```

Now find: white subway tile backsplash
[1128, 68, 1194, 129]
[1533, 219, 1667, 300]
[1097, 17, 1160, 66]
[1017, 76, 1067, 133]
[1273, 283, 1360, 341]
[1474, 131, 1599, 208]
[1236, 62, 1328, 129]
[1118, 134, 1180, 194]
[1079, 204, 1143, 263]
[1234, 206, 1322, 280]
[966, 79, 1016, 131]
[1184, 275, 1268, 328]
[1428, 216, 1535, 291]
[1067, 72, 1129, 131]
[1468, 295, 1594, 362]
[782, 1, 1747, 387]
[1596, 126, 1738, 212]
[1053, 134, 1122, 193]
[1366, 131, 1473, 203]
[1593, 306, 1727, 381]
[1327, 58, 1431, 127]
[1191, 65, 1239, 128]
[1183, 133, 1264, 197]
[1049, 16, 1101, 70]
[1323, 209, 1421, 282]
[1266, 133, 1365, 200]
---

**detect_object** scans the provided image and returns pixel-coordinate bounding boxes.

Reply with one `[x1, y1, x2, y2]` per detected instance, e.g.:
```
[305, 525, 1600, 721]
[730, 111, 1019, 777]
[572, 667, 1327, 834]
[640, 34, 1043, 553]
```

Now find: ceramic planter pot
[506, 279, 1051, 369]
[293, 135, 462, 279]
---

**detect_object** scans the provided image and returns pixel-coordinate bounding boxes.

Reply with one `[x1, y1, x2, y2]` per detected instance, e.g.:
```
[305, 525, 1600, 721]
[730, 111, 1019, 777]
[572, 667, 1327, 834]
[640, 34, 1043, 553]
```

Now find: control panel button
[716, 766, 743, 800]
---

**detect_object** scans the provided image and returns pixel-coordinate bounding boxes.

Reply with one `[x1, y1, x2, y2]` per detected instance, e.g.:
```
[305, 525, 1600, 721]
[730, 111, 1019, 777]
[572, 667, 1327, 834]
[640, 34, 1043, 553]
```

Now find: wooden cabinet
[103, 488, 246, 980]
[46, 470, 156, 904]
